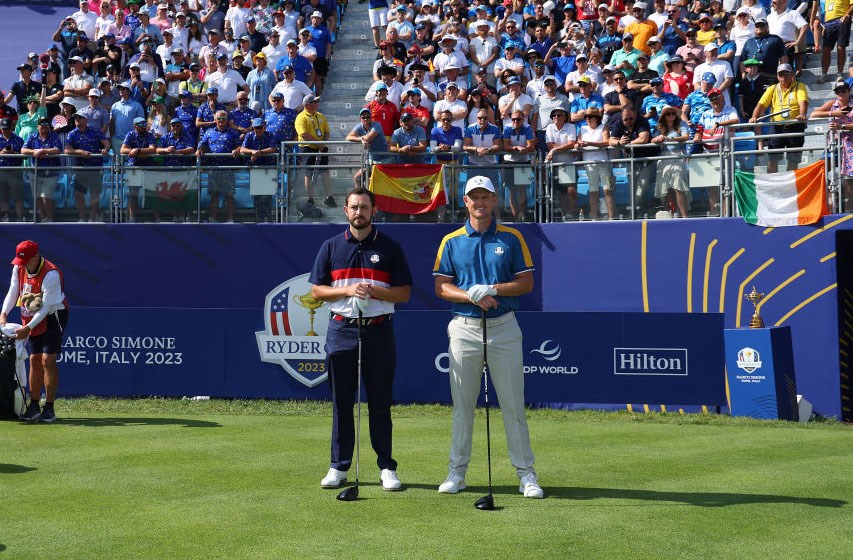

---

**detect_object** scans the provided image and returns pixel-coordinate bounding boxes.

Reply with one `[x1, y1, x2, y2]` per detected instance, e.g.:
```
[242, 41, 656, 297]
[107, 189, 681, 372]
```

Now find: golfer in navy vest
[433, 175, 543, 498]
[309, 186, 413, 491]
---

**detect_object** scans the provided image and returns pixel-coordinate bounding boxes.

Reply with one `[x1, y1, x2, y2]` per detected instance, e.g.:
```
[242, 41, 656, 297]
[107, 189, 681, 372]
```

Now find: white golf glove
[467, 284, 497, 303]
[351, 295, 370, 315]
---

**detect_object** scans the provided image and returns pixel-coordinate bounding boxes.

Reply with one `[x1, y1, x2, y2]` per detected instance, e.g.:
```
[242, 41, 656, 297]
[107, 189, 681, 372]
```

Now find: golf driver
[337, 312, 363, 501]
[474, 309, 495, 511]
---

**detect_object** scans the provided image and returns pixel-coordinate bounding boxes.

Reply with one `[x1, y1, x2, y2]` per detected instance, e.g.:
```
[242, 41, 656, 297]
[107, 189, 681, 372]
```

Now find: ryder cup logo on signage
[736, 347, 762, 373]
[255, 273, 329, 387]
[613, 348, 688, 376]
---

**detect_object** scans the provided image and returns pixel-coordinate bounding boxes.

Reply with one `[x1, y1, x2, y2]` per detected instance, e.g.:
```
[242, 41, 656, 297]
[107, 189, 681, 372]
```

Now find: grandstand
[0, 0, 848, 223]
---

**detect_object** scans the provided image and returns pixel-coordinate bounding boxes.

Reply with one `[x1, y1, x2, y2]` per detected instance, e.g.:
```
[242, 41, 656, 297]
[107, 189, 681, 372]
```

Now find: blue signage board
[57, 308, 726, 409]
[723, 327, 798, 420]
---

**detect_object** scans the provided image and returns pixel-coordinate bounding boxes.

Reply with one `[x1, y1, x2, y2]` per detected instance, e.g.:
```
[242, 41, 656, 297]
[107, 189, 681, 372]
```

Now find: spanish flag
[369, 164, 446, 214]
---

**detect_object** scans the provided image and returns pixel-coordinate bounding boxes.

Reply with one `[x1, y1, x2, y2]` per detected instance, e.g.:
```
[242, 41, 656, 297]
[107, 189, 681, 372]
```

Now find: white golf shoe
[380, 469, 402, 491]
[320, 468, 348, 488]
[438, 472, 467, 494]
[519, 472, 544, 498]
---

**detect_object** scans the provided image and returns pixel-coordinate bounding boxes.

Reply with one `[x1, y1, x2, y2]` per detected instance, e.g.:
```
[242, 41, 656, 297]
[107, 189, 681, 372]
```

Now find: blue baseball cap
[702, 72, 716, 84]
[179, 90, 192, 97]
[170, 117, 182, 124]
[375, 83, 389, 91]
[506, 76, 521, 86]
[650, 77, 663, 85]
[207, 86, 219, 94]
[271, 91, 284, 99]
[251, 117, 264, 127]
[133, 116, 146, 126]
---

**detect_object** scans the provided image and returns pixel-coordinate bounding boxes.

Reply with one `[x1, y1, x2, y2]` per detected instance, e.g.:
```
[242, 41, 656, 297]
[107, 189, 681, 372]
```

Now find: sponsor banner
[60, 304, 726, 407]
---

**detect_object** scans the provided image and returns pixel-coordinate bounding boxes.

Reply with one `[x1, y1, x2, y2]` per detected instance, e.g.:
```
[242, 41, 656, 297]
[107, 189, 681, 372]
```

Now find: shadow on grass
[0, 464, 36, 474]
[399, 484, 845, 508]
[57, 417, 221, 428]
[548, 486, 846, 508]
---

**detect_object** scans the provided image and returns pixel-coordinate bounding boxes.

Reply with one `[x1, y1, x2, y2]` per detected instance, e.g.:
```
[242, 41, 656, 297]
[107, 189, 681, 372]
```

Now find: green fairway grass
[2, 399, 852, 559]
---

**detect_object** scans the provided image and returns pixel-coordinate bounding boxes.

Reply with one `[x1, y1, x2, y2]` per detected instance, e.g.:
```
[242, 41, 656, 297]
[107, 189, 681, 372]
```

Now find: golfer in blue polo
[432, 175, 543, 499]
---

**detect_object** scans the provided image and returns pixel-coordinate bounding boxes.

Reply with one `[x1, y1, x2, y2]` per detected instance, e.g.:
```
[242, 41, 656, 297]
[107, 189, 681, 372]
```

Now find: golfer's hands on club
[349, 282, 372, 314]
[468, 284, 498, 310]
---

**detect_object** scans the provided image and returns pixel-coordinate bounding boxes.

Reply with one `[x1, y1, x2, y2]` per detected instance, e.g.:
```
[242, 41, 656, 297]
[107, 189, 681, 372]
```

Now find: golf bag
[0, 333, 23, 420]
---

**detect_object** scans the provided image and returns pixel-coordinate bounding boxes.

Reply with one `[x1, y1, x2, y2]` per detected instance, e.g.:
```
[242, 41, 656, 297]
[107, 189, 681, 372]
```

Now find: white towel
[1, 323, 29, 386]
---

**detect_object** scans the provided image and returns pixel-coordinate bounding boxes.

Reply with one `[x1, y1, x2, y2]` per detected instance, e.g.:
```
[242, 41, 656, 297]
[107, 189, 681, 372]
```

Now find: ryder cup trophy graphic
[745, 286, 765, 329]
[293, 290, 324, 336]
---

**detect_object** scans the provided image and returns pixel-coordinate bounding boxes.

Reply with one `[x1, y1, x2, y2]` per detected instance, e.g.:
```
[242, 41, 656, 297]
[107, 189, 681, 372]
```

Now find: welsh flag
[369, 164, 446, 214]
[733, 160, 829, 227]
[140, 170, 200, 211]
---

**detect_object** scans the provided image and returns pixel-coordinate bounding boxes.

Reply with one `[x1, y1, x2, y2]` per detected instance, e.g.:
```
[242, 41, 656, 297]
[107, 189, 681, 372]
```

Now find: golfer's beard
[349, 215, 372, 230]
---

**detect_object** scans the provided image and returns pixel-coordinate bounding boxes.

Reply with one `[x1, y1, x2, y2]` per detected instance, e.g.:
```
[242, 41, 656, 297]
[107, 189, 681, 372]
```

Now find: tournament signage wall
[59, 303, 726, 408]
[0, 217, 847, 415]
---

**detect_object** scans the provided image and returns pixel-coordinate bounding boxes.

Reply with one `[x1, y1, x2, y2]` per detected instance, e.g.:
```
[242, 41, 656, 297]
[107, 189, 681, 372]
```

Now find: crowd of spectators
[345, 0, 851, 218]
[0, 0, 850, 222]
[0, 0, 337, 222]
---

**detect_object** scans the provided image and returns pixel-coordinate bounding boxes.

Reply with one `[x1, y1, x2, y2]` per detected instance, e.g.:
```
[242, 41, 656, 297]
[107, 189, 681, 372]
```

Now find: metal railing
[0, 122, 845, 223]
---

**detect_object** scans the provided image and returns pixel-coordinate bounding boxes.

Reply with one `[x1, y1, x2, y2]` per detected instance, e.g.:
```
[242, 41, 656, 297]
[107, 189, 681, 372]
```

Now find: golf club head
[336, 484, 359, 501]
[474, 494, 495, 511]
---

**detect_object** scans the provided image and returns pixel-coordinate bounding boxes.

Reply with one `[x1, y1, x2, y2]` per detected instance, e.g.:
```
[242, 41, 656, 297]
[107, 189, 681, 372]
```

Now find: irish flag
[369, 164, 446, 214]
[733, 160, 829, 227]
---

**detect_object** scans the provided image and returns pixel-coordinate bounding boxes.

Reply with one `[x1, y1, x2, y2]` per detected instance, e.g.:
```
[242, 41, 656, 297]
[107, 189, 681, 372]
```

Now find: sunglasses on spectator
[215, 117, 228, 121]
[511, 117, 523, 121]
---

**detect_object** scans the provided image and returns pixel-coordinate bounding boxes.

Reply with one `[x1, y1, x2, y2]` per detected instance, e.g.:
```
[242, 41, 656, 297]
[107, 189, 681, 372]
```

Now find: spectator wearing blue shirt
[196, 88, 227, 134]
[196, 110, 242, 222]
[155, 118, 196, 222]
[640, 77, 683, 128]
[229, 92, 258, 138]
[569, 77, 606, 123]
[659, 8, 689, 57]
[463, 109, 503, 201]
[121, 116, 158, 222]
[544, 41, 577, 87]
[21, 118, 63, 223]
[430, 109, 464, 220]
[174, 91, 200, 144]
[306, 12, 333, 94]
[109, 82, 145, 156]
[346, 108, 390, 189]
[502, 110, 536, 222]
[681, 73, 716, 155]
[65, 113, 109, 222]
[712, 24, 737, 75]
[389, 113, 428, 164]
[247, 53, 278, 112]
[276, 41, 315, 86]
[240, 117, 279, 221]
[264, 92, 298, 145]
[597, 17, 624, 63]
[0, 119, 26, 221]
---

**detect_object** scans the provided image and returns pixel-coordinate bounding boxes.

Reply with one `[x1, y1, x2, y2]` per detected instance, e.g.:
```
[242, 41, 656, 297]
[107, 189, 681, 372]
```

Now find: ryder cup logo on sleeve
[735, 347, 762, 373]
[255, 273, 329, 387]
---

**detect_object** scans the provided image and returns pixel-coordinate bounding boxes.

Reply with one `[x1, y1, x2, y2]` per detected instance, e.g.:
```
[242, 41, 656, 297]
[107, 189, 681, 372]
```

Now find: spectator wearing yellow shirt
[626, 2, 659, 55]
[294, 93, 335, 208]
[695, 14, 716, 46]
[749, 63, 809, 173]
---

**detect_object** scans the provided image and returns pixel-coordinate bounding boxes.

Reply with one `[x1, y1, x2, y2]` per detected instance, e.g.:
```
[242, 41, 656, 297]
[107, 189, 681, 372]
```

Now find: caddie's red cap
[12, 240, 39, 266]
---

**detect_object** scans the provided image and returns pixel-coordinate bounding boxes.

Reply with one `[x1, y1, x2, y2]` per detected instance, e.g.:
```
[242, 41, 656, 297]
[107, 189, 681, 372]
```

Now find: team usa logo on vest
[255, 273, 330, 387]
[736, 347, 763, 374]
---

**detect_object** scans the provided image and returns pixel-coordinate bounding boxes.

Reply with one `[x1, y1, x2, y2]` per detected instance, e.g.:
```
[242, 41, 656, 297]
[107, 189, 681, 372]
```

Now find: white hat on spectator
[704, 43, 718, 52]
[777, 63, 794, 73]
[634, 1, 647, 9]
[88, 88, 101, 97]
[311, 10, 324, 18]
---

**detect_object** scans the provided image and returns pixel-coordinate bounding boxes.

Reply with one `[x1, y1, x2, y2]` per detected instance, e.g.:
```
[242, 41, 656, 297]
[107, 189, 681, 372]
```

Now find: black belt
[331, 313, 392, 326]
